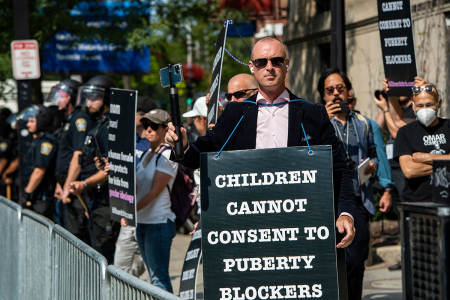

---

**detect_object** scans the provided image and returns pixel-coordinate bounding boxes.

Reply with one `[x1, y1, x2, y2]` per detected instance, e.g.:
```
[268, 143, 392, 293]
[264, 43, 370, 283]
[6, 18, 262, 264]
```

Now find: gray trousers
[114, 226, 146, 277]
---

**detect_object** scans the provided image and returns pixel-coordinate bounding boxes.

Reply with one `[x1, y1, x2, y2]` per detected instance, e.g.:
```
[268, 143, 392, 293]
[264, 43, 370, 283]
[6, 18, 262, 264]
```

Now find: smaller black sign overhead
[207, 21, 229, 126]
[378, 0, 417, 97]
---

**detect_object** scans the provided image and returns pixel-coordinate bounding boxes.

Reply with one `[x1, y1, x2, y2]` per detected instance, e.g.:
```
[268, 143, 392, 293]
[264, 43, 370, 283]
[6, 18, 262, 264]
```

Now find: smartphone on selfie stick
[160, 64, 184, 160]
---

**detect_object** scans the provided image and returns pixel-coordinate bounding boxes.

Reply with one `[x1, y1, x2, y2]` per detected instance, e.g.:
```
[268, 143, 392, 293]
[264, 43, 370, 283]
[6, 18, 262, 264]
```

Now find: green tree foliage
[0, 0, 251, 108]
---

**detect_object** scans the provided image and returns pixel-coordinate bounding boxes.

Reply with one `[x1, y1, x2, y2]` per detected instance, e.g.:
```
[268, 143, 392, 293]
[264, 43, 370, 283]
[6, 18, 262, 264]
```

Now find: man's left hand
[379, 192, 392, 213]
[336, 215, 355, 248]
[69, 181, 84, 196]
[362, 159, 376, 175]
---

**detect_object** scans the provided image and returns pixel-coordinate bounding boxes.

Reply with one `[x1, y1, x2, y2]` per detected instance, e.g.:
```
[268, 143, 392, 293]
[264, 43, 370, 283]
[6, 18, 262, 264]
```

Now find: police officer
[18, 105, 58, 219]
[0, 119, 13, 198]
[2, 113, 20, 203]
[45, 79, 92, 239]
[70, 75, 115, 263]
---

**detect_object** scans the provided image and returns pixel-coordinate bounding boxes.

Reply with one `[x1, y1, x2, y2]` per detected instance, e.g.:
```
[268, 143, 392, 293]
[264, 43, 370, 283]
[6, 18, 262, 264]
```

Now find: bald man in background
[226, 73, 258, 102]
[206, 73, 258, 130]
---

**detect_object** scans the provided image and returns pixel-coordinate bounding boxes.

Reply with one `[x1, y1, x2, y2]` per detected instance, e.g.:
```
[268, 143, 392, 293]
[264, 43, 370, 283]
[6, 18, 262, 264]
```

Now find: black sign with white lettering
[432, 160, 450, 204]
[108, 88, 137, 226]
[179, 221, 203, 300]
[378, 0, 417, 96]
[200, 146, 347, 300]
[207, 21, 228, 126]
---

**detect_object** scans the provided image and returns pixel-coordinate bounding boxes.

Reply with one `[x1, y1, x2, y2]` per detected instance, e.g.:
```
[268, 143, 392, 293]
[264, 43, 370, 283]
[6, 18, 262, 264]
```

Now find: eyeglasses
[324, 84, 346, 95]
[411, 84, 437, 95]
[225, 89, 258, 101]
[142, 122, 160, 131]
[251, 57, 286, 69]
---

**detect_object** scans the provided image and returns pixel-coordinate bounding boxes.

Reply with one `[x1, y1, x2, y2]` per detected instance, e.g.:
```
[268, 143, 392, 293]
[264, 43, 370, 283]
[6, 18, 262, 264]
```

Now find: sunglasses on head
[225, 89, 258, 101]
[142, 122, 160, 131]
[411, 84, 437, 95]
[324, 84, 346, 95]
[252, 57, 286, 69]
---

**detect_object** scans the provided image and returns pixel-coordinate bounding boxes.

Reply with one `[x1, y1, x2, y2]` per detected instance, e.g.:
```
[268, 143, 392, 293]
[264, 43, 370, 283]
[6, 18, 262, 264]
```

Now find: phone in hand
[160, 64, 184, 88]
[374, 90, 388, 100]
[338, 102, 350, 113]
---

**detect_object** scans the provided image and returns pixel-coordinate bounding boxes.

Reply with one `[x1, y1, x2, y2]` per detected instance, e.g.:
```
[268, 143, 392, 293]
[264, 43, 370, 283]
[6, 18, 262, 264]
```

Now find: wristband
[384, 187, 392, 193]
[83, 180, 89, 188]
[383, 109, 390, 114]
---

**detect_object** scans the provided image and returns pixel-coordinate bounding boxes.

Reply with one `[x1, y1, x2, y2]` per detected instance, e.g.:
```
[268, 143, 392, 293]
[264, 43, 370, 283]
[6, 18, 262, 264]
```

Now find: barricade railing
[107, 265, 182, 300]
[20, 210, 54, 300]
[52, 224, 108, 300]
[0, 197, 182, 300]
[0, 197, 21, 300]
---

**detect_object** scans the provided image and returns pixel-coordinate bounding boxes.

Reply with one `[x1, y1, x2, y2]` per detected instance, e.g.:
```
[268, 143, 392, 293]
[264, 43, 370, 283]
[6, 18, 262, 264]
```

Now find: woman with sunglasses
[115, 109, 178, 292]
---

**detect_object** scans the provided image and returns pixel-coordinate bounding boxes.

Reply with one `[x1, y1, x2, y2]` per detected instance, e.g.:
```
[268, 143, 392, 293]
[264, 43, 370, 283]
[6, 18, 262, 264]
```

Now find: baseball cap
[137, 96, 157, 113]
[141, 109, 171, 125]
[183, 96, 207, 118]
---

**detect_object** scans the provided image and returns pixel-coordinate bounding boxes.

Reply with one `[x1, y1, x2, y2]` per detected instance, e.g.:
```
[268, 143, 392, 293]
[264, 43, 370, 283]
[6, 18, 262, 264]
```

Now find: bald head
[251, 37, 287, 60]
[226, 74, 258, 102]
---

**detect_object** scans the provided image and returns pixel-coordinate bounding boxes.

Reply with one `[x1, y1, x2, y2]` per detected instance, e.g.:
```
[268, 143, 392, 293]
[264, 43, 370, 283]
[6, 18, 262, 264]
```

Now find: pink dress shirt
[253, 89, 353, 221]
[255, 90, 290, 149]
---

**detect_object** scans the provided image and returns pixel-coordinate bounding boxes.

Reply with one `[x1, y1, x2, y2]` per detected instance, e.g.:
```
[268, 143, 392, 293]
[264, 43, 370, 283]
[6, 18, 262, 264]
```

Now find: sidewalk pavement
[166, 233, 402, 299]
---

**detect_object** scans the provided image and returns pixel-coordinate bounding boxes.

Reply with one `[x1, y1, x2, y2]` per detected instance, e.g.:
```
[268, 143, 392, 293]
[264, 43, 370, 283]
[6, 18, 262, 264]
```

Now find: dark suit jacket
[173, 89, 356, 216]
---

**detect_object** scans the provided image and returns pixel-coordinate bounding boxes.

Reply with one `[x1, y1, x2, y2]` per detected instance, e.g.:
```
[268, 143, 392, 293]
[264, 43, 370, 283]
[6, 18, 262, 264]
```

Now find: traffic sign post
[11, 40, 41, 80]
[11, 40, 38, 205]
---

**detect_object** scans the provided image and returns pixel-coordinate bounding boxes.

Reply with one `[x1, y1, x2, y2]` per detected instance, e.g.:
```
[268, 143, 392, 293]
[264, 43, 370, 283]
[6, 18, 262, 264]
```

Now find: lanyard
[335, 120, 350, 160]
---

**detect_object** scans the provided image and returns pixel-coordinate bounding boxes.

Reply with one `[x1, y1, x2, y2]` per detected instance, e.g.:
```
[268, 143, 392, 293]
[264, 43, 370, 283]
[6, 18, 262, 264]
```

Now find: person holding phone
[318, 68, 378, 300]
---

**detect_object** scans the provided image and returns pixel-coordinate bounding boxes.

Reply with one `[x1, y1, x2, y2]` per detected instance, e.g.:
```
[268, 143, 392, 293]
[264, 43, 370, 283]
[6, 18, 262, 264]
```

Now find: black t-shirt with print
[394, 118, 450, 202]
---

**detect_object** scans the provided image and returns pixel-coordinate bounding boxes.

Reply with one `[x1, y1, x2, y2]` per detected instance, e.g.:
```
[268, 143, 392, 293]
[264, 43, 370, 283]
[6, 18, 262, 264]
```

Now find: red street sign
[11, 40, 41, 80]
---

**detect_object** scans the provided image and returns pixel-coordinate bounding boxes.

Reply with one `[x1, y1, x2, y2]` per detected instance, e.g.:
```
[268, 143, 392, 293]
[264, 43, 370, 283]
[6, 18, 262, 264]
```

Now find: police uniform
[56, 108, 91, 237]
[23, 131, 58, 219]
[79, 113, 112, 260]
[0, 136, 13, 197]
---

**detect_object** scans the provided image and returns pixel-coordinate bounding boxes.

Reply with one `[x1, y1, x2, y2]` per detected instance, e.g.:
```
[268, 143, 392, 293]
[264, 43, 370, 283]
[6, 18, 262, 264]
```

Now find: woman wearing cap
[108, 109, 178, 292]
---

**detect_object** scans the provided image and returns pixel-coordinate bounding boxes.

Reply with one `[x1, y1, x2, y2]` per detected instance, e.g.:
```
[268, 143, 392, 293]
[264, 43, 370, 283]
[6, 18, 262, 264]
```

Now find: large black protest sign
[108, 88, 137, 226]
[207, 21, 229, 126]
[378, 0, 417, 97]
[179, 221, 203, 300]
[200, 146, 347, 300]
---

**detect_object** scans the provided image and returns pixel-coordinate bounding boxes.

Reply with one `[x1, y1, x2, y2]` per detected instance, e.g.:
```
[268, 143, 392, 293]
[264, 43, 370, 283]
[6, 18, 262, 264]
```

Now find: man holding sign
[166, 37, 356, 247]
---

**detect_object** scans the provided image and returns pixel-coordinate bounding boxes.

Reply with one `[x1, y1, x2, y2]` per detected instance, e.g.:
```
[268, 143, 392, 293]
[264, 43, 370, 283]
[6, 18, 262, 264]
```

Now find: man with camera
[167, 37, 357, 248]
[318, 68, 378, 300]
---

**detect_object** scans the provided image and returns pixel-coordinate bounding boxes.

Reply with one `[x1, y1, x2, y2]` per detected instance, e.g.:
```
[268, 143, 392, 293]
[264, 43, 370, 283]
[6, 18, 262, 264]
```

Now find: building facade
[283, 0, 450, 119]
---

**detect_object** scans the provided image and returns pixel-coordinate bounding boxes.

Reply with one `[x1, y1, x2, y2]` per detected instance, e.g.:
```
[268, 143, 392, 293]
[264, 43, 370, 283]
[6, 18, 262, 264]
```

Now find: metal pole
[13, 0, 33, 205]
[330, 0, 346, 72]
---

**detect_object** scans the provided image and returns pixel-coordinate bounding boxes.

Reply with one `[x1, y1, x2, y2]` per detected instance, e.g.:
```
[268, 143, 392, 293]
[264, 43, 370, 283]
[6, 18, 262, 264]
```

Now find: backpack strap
[354, 112, 369, 136]
[154, 145, 174, 193]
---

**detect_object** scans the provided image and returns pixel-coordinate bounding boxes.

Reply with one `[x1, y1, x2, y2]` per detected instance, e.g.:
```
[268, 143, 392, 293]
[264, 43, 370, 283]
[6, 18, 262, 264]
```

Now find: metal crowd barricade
[107, 265, 182, 300]
[20, 209, 54, 300]
[0, 197, 21, 300]
[0, 197, 183, 300]
[52, 224, 108, 300]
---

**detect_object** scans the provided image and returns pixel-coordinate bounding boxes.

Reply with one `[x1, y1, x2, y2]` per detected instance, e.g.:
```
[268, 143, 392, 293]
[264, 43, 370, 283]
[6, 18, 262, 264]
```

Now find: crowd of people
[1, 36, 448, 298]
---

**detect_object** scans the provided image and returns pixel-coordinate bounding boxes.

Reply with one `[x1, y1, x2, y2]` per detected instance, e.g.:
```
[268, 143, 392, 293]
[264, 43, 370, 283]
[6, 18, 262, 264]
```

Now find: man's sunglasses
[142, 122, 160, 131]
[411, 84, 437, 95]
[252, 57, 286, 69]
[225, 89, 258, 101]
[324, 84, 346, 95]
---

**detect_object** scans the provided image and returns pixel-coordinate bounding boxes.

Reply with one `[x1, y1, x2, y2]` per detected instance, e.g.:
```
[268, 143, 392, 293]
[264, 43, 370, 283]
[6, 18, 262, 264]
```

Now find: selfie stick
[168, 64, 184, 160]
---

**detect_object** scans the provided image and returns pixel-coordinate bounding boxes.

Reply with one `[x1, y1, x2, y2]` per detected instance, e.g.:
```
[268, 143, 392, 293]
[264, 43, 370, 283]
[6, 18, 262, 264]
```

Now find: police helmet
[0, 107, 12, 120]
[76, 75, 116, 108]
[17, 104, 55, 132]
[45, 79, 81, 108]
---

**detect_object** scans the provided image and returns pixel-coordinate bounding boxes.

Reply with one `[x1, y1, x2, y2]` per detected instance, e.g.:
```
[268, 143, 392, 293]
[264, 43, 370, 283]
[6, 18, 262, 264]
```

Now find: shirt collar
[256, 89, 290, 104]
